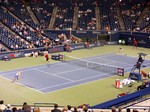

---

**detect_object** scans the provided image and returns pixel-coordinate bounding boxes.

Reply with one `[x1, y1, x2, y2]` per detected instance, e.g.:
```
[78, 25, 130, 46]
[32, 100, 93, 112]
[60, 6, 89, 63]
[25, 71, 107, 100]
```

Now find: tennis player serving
[12, 71, 22, 84]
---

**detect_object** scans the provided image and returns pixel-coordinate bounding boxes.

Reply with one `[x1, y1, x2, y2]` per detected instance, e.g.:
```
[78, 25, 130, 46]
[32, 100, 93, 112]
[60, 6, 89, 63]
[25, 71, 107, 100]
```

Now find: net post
[117, 67, 124, 76]
[59, 54, 65, 62]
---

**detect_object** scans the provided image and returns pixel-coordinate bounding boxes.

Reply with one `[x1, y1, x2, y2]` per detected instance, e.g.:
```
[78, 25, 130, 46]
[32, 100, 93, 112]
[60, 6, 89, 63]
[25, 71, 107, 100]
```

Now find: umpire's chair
[131, 54, 145, 73]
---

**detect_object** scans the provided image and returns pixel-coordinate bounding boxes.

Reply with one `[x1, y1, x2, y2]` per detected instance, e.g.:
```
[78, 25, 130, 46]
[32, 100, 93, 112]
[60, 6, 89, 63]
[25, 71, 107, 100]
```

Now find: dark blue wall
[119, 32, 150, 48]
[45, 31, 150, 48]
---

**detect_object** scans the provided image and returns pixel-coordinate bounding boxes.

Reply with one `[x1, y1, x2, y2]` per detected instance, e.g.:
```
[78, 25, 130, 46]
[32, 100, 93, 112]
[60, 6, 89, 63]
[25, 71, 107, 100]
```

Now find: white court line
[39, 62, 150, 93]
[75, 52, 116, 59]
[35, 68, 75, 82]
[0, 75, 44, 94]
[1, 53, 150, 94]
[38, 72, 110, 91]
[92, 54, 150, 67]
[123, 54, 150, 61]
[0, 53, 123, 76]
[1, 62, 77, 76]
[1, 68, 38, 76]
[0, 61, 69, 75]
[53, 67, 86, 75]
[43, 72, 119, 94]
[1, 61, 149, 94]
[93, 56, 134, 66]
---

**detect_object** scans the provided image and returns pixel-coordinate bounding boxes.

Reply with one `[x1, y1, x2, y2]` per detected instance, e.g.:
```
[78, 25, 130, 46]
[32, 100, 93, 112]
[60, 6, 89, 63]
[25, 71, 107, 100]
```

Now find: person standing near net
[45, 53, 49, 63]
[85, 37, 92, 49]
[133, 38, 137, 49]
[12, 71, 22, 84]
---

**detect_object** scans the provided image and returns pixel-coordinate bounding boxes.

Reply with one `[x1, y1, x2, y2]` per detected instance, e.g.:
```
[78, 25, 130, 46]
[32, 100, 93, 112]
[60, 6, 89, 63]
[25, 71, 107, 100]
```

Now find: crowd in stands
[0, 100, 32, 112]
[31, 0, 54, 29]
[120, 2, 145, 31]
[0, 26, 30, 50]
[54, 4, 74, 30]
[3, 0, 37, 29]
[111, 106, 140, 112]
[100, 4, 120, 31]
[140, 2, 150, 32]
[0, 44, 7, 52]
[77, 2, 96, 30]
[0, 0, 149, 52]
[0, 100, 92, 112]
[1, 100, 148, 112]
[0, 0, 149, 31]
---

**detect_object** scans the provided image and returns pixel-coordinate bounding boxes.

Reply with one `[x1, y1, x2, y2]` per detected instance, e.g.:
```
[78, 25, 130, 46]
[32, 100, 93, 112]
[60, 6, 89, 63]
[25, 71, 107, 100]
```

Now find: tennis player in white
[12, 71, 22, 84]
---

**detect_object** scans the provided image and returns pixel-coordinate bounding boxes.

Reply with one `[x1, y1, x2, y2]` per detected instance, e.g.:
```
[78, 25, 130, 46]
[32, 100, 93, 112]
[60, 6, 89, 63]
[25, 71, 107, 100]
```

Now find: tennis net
[62, 55, 121, 74]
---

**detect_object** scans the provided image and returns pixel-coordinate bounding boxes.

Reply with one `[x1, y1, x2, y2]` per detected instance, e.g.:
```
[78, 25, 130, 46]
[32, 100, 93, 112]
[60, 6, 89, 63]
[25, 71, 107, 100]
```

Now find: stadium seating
[100, 4, 120, 31]
[0, 45, 7, 52]
[54, 4, 74, 30]
[0, 0, 149, 52]
[77, 5, 96, 30]
[0, 1, 150, 111]
[0, 6, 48, 47]
[30, 0, 54, 29]
[140, 9, 150, 30]
[120, 0, 146, 31]
[0, 26, 28, 50]
[3, 1, 38, 29]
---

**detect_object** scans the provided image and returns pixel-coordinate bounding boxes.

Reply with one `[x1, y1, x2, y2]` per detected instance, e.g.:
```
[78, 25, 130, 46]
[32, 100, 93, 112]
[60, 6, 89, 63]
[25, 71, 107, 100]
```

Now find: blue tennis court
[1, 53, 150, 93]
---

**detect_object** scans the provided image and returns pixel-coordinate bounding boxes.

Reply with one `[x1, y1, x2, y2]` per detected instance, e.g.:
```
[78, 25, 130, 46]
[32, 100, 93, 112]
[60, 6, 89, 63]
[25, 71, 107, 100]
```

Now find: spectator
[0, 100, 7, 111]
[73, 107, 78, 112]
[12, 107, 17, 112]
[118, 107, 122, 112]
[67, 105, 72, 112]
[64, 44, 71, 52]
[133, 109, 138, 112]
[4, 104, 12, 112]
[137, 82, 147, 91]
[34, 107, 40, 112]
[22, 102, 31, 112]
[82, 105, 88, 112]
[111, 106, 116, 112]
[51, 104, 61, 112]
[62, 106, 67, 112]
[126, 108, 131, 112]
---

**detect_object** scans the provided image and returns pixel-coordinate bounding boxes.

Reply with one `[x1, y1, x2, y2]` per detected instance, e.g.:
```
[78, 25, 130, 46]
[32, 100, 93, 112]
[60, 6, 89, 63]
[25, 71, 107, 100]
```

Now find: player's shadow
[25, 84, 35, 88]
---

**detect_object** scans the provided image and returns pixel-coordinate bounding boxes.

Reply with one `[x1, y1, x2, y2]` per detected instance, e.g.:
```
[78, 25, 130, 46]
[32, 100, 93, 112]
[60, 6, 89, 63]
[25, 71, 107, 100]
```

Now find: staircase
[1, 6, 35, 30]
[26, 6, 40, 25]
[116, 7, 125, 31]
[48, 7, 58, 29]
[73, 6, 79, 30]
[22, 0, 39, 25]
[0, 43, 10, 52]
[95, 7, 101, 30]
